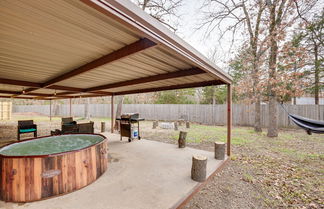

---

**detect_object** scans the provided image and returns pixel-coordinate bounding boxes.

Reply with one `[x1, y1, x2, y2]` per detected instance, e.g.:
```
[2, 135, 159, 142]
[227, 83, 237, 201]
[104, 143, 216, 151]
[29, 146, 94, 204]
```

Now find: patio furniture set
[17, 117, 94, 140]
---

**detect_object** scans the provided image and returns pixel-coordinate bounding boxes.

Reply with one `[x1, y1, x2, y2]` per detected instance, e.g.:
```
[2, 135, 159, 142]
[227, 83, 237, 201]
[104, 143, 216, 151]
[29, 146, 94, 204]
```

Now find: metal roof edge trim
[81, 0, 232, 84]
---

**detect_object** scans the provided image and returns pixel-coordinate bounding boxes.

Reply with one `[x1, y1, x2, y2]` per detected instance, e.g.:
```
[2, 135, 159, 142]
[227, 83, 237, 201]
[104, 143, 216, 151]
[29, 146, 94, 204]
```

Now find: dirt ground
[1, 114, 323, 209]
[140, 122, 324, 209]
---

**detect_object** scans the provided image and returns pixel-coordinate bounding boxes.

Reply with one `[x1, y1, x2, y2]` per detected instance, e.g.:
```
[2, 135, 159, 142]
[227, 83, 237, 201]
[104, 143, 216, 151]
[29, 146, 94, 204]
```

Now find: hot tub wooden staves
[0, 134, 108, 202]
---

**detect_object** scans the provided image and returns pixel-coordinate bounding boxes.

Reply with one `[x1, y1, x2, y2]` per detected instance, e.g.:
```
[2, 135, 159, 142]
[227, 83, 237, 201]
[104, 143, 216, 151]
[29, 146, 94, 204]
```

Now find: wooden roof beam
[46, 85, 84, 92]
[86, 68, 205, 92]
[0, 78, 41, 88]
[0, 90, 53, 97]
[0, 95, 51, 100]
[114, 80, 225, 95]
[0, 77, 95, 93]
[54, 90, 112, 96]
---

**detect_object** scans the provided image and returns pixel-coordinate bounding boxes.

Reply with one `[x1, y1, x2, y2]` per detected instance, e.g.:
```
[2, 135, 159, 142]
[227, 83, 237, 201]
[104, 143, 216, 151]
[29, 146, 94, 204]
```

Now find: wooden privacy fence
[0, 101, 12, 120]
[13, 104, 324, 128]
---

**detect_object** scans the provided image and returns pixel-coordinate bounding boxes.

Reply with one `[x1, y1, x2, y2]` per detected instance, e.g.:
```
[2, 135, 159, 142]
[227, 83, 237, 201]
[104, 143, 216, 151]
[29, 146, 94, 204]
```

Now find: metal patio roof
[0, 0, 232, 100]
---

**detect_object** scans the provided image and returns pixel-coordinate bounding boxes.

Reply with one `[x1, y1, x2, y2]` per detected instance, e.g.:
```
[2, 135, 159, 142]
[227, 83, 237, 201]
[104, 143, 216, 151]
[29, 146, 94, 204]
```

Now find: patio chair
[61, 117, 78, 134]
[17, 120, 37, 140]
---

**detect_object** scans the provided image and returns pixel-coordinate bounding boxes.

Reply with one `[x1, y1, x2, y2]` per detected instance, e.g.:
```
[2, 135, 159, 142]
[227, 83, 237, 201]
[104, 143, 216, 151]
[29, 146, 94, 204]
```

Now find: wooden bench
[17, 120, 37, 140]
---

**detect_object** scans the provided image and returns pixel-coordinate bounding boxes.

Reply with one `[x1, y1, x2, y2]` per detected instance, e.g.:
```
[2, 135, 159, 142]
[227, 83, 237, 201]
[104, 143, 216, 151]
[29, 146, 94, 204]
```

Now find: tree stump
[174, 122, 178, 130]
[214, 142, 225, 160]
[178, 131, 187, 148]
[186, 121, 190, 128]
[178, 119, 184, 126]
[191, 155, 207, 182]
[152, 121, 158, 129]
[101, 122, 106, 133]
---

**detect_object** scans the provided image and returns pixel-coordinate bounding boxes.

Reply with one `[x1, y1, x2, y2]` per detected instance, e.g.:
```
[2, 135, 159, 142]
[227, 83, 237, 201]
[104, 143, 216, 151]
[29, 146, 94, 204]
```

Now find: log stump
[214, 142, 225, 160]
[174, 122, 178, 130]
[186, 121, 190, 128]
[152, 121, 158, 129]
[178, 131, 187, 148]
[178, 119, 184, 126]
[101, 122, 106, 132]
[191, 155, 207, 182]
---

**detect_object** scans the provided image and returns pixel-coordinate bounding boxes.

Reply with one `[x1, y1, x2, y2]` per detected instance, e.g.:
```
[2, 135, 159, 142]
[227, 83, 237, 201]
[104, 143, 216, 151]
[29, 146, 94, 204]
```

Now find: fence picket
[12, 104, 323, 128]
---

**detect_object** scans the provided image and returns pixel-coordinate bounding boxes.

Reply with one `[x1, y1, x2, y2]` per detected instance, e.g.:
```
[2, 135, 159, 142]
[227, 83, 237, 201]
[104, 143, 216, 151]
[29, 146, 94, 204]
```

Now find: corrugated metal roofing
[0, 0, 232, 100]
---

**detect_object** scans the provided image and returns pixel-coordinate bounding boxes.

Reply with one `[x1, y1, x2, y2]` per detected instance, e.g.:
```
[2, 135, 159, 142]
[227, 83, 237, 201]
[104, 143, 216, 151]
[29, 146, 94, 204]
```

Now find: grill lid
[121, 113, 139, 119]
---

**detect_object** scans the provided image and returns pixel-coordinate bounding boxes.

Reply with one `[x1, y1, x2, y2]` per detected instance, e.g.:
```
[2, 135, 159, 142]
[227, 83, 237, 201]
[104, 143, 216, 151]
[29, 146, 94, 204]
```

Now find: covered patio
[0, 0, 232, 208]
[1, 133, 228, 209]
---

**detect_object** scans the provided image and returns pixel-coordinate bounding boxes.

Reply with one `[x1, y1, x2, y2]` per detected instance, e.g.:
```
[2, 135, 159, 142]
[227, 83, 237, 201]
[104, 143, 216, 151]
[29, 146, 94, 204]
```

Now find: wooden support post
[227, 84, 232, 156]
[186, 121, 190, 128]
[214, 142, 225, 160]
[191, 155, 207, 182]
[111, 95, 114, 133]
[174, 121, 178, 130]
[49, 99, 52, 121]
[178, 131, 187, 148]
[101, 122, 106, 133]
[69, 98, 72, 117]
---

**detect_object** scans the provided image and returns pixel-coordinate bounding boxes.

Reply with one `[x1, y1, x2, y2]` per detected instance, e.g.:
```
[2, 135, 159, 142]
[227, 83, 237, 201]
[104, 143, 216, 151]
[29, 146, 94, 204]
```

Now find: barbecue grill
[116, 113, 144, 142]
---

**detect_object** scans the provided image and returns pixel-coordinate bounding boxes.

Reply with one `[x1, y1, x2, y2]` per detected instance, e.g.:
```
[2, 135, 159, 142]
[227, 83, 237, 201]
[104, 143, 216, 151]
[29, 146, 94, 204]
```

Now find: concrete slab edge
[170, 157, 230, 209]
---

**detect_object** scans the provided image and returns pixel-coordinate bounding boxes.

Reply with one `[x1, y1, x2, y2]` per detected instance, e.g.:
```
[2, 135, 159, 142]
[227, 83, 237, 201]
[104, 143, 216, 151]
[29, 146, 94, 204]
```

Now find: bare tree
[199, 0, 318, 137]
[265, 0, 317, 137]
[299, 9, 324, 104]
[132, 0, 183, 32]
[199, 0, 268, 132]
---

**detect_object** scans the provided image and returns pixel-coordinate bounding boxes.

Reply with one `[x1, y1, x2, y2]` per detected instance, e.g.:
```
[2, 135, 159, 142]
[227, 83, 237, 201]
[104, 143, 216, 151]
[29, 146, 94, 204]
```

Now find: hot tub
[0, 134, 108, 202]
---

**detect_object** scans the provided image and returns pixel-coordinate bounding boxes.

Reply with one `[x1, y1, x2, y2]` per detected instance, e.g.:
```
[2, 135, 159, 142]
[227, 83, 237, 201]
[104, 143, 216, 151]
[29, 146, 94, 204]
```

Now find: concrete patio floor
[0, 133, 227, 209]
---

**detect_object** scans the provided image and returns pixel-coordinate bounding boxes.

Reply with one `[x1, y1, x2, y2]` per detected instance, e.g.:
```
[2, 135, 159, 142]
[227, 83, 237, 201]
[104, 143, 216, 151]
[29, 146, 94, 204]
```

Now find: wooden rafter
[42, 38, 156, 88]
[86, 68, 205, 92]
[0, 95, 51, 100]
[114, 80, 224, 95]
[0, 78, 41, 88]
[0, 90, 52, 97]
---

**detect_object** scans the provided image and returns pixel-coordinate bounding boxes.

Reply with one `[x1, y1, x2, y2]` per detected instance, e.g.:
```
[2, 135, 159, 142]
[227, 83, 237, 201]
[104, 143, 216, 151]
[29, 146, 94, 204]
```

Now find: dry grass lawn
[0, 113, 323, 208]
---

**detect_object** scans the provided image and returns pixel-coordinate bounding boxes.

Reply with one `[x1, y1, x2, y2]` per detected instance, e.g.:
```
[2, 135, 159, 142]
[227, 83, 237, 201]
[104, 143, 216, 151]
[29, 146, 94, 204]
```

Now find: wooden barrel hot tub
[0, 134, 108, 202]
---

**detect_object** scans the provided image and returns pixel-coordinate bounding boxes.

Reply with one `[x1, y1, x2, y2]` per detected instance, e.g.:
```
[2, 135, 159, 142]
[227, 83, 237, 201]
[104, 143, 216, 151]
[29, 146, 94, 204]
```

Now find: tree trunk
[267, 3, 279, 137]
[267, 96, 278, 137]
[191, 155, 207, 182]
[114, 96, 124, 131]
[152, 121, 158, 129]
[174, 121, 178, 131]
[212, 86, 216, 105]
[186, 121, 190, 128]
[101, 122, 106, 132]
[178, 131, 187, 148]
[254, 98, 262, 132]
[314, 45, 319, 105]
[214, 142, 225, 160]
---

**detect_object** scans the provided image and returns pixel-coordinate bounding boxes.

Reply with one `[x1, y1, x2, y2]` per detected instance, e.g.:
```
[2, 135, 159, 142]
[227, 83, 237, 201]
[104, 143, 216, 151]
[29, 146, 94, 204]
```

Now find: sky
[174, 0, 242, 69]
[130, 0, 236, 68]
[159, 0, 324, 69]
[131, 0, 324, 70]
